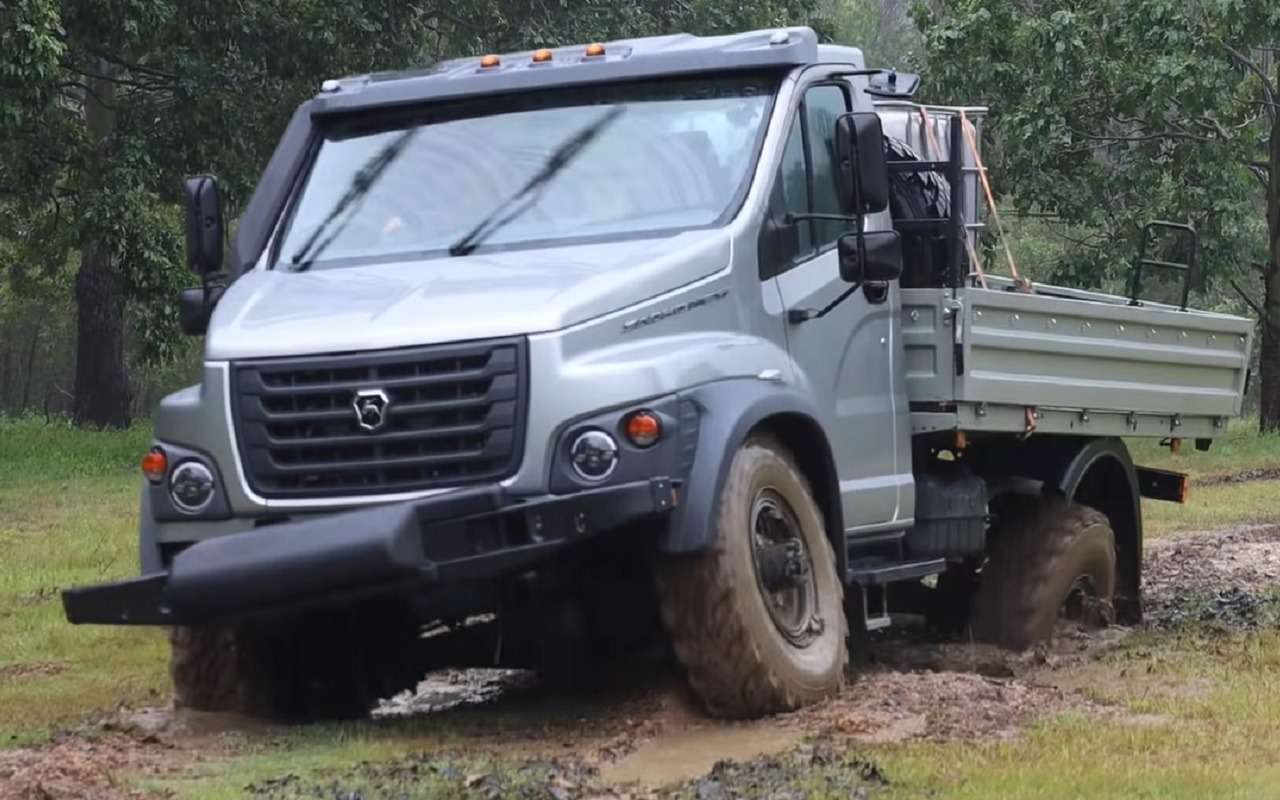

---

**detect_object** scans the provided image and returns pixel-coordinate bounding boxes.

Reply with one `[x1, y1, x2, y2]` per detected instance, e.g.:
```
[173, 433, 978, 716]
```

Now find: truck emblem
[353, 389, 390, 432]
[621, 288, 729, 333]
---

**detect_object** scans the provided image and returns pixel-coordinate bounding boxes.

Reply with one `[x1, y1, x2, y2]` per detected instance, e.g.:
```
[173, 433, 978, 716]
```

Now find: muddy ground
[5, 523, 1280, 800]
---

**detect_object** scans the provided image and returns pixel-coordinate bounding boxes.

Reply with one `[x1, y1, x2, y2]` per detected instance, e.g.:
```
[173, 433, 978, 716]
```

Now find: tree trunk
[72, 61, 131, 428]
[19, 327, 39, 410]
[1261, 107, 1280, 432]
[73, 247, 130, 427]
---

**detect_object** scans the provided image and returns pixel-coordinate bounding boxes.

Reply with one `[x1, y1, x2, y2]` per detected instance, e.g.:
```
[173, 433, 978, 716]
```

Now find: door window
[803, 85, 851, 248]
[765, 83, 853, 275]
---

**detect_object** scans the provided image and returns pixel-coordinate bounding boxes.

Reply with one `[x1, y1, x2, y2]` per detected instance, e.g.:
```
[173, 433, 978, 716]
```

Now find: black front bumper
[62, 478, 674, 626]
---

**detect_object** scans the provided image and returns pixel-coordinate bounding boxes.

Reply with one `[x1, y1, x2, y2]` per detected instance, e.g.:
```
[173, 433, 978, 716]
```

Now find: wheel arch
[661, 379, 844, 575]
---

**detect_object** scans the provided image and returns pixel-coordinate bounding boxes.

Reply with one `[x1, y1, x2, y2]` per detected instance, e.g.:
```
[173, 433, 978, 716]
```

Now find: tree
[1, 0, 820, 427]
[916, 0, 1279, 429]
[820, 0, 924, 68]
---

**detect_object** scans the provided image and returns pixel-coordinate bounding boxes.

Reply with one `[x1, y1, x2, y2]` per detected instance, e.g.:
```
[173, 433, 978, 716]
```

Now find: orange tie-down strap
[958, 109, 1032, 293]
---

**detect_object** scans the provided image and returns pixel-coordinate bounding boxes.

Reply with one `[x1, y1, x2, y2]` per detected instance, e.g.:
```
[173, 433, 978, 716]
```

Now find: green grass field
[2, 415, 1279, 797]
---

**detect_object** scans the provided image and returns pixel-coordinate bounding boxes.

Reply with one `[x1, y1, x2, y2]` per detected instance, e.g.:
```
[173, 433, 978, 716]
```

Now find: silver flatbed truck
[63, 27, 1252, 720]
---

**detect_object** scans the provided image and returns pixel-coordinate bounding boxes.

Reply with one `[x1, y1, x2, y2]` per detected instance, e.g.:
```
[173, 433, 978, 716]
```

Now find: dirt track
[5, 523, 1280, 799]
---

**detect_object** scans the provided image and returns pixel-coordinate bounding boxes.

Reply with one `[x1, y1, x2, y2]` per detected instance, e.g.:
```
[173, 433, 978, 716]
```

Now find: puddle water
[600, 723, 800, 787]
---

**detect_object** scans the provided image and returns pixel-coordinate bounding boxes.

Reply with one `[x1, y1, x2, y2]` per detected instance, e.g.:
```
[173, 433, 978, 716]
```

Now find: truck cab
[64, 27, 1252, 721]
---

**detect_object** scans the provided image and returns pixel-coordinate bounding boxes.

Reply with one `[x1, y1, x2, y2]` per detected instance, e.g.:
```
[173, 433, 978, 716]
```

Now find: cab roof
[310, 26, 835, 117]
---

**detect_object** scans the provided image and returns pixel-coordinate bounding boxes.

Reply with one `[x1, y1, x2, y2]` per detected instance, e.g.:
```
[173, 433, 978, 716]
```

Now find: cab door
[764, 82, 908, 530]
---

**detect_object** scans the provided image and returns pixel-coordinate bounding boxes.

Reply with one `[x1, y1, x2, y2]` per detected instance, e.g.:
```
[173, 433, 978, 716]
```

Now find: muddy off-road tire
[656, 437, 847, 719]
[170, 626, 239, 711]
[171, 605, 424, 721]
[970, 495, 1117, 650]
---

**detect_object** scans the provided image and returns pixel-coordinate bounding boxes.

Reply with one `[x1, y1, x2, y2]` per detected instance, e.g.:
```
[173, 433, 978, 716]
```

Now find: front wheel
[171, 603, 425, 721]
[656, 437, 847, 718]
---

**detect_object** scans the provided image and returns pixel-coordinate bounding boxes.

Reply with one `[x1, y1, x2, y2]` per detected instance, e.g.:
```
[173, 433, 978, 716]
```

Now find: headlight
[570, 430, 619, 481]
[169, 461, 216, 513]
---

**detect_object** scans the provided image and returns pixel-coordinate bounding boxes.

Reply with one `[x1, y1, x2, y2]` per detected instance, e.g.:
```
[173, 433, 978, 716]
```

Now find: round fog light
[170, 461, 216, 513]
[570, 430, 619, 481]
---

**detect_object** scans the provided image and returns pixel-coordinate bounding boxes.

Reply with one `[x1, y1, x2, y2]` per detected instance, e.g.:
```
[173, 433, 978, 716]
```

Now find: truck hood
[205, 229, 731, 360]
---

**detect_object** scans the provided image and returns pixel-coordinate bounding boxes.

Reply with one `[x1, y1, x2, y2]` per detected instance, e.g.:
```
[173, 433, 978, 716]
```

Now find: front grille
[232, 339, 527, 499]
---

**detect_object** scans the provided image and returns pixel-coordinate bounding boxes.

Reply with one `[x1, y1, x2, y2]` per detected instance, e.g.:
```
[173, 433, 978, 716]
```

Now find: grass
[874, 630, 1280, 799]
[1127, 419, 1280, 538]
[0, 416, 169, 746]
[3, 415, 1280, 796]
[1127, 419, 1280, 479]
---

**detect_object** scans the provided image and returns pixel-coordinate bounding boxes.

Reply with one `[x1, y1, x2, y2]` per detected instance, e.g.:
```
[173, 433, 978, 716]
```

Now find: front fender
[661, 378, 840, 558]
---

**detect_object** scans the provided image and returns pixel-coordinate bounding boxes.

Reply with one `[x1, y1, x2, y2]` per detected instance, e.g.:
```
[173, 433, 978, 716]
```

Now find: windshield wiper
[448, 106, 624, 257]
[288, 128, 417, 272]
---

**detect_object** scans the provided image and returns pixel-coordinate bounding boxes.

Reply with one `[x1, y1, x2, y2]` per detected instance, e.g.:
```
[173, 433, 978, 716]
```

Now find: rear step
[846, 557, 947, 632]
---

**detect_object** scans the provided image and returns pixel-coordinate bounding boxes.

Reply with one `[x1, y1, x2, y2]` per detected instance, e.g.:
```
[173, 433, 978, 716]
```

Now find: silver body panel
[903, 280, 1252, 437]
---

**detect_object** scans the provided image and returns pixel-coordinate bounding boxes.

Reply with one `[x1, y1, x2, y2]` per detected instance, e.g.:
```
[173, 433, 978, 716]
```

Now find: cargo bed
[903, 277, 1253, 440]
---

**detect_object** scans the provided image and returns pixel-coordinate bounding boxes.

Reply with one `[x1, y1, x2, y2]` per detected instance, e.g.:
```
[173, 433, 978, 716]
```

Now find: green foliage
[820, 0, 923, 68]
[0, 0, 823, 415]
[0, 0, 65, 126]
[916, 0, 1275, 298]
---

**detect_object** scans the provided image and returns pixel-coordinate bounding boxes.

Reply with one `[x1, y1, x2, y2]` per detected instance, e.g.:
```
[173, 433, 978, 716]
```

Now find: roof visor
[310, 27, 819, 115]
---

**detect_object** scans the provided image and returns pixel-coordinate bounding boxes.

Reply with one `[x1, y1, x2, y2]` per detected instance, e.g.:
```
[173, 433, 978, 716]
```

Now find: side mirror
[865, 70, 921, 99]
[839, 231, 902, 284]
[184, 175, 224, 276]
[835, 113, 890, 216]
[179, 286, 225, 336]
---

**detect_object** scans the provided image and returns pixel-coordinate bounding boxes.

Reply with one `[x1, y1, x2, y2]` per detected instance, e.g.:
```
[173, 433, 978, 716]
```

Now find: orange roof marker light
[584, 43, 606, 57]
[479, 54, 501, 69]
[532, 49, 554, 64]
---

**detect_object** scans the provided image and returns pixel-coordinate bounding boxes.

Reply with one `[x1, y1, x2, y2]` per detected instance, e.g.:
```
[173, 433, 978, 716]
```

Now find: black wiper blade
[288, 129, 417, 272]
[448, 106, 624, 257]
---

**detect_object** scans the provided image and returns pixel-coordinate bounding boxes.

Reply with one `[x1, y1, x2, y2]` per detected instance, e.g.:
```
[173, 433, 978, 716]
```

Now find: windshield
[275, 74, 777, 270]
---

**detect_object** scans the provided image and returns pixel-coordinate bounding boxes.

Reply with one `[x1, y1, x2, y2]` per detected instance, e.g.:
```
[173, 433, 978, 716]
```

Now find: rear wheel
[656, 437, 847, 718]
[970, 495, 1116, 649]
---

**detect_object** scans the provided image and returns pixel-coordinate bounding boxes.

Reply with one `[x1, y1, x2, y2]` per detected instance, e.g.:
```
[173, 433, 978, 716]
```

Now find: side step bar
[847, 556, 947, 632]
[847, 557, 947, 586]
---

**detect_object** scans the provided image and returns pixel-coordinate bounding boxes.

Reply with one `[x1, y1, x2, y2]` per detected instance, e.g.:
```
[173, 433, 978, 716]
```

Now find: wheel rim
[1061, 574, 1101, 624]
[749, 488, 821, 647]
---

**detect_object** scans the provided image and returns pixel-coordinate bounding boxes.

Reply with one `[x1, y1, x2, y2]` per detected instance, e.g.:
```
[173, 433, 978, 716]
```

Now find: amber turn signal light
[141, 447, 168, 483]
[624, 410, 662, 448]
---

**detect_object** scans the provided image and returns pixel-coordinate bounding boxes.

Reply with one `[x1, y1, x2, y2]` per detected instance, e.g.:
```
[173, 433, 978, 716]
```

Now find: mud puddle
[1144, 523, 1280, 630]
[599, 725, 801, 787]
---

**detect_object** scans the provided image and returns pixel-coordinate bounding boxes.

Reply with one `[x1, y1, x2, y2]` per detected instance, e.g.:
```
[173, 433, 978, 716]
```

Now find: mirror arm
[788, 281, 864, 325]
[784, 212, 859, 224]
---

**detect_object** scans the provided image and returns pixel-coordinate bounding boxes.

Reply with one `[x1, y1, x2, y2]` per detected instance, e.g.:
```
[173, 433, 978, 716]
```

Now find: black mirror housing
[757, 180, 802, 278]
[836, 113, 890, 216]
[839, 231, 903, 284]
[184, 175, 224, 276]
[865, 70, 920, 99]
[179, 285, 225, 336]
